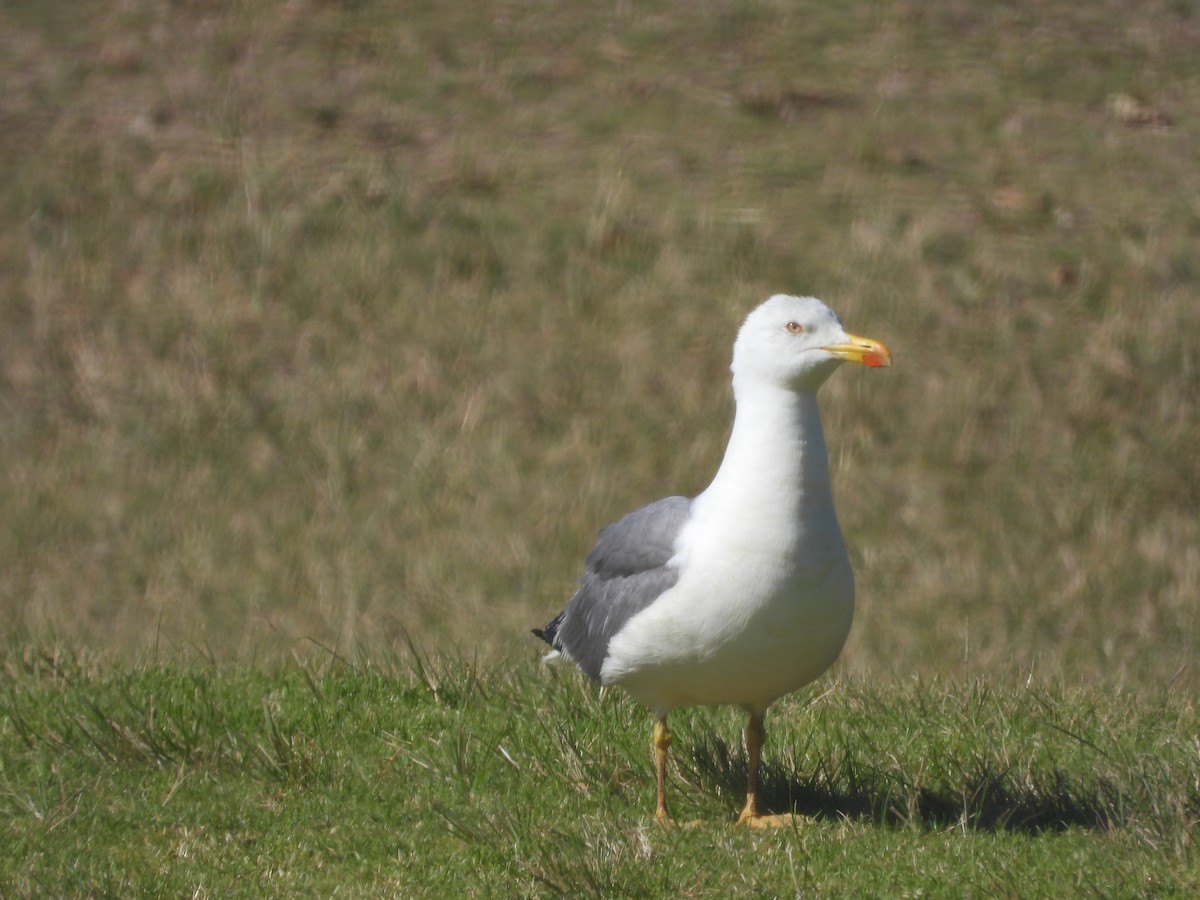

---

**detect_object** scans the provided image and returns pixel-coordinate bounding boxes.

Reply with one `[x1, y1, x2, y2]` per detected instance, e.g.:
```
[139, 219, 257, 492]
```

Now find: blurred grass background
[1, 0, 1197, 685]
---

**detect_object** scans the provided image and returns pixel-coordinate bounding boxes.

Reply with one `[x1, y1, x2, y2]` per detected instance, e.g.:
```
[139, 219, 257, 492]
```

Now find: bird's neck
[700, 384, 836, 531]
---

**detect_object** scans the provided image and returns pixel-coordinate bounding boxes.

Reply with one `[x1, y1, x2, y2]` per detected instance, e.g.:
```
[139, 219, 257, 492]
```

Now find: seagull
[533, 294, 891, 826]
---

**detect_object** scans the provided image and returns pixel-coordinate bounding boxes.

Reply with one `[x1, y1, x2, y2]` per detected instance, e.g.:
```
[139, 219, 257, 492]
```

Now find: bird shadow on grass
[681, 732, 1123, 834]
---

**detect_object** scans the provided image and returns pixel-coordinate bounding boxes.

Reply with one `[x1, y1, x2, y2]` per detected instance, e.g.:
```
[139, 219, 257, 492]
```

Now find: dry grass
[1, 1, 1198, 685]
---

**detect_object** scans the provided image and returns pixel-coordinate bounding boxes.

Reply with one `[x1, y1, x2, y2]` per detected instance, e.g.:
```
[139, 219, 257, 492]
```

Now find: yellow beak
[821, 333, 892, 369]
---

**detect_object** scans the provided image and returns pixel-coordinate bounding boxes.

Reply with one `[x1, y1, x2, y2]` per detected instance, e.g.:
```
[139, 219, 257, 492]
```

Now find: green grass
[1, 649, 1197, 895]
[3, 0, 1200, 892]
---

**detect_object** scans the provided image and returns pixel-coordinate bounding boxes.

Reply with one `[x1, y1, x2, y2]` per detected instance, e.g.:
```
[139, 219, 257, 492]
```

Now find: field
[2, 0, 1198, 894]
[2, 649, 1198, 895]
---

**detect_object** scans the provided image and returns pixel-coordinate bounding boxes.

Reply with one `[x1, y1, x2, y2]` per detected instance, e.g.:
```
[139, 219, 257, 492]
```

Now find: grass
[1, 647, 1197, 896]
[2, 0, 1200, 892]
[2, 0, 1198, 680]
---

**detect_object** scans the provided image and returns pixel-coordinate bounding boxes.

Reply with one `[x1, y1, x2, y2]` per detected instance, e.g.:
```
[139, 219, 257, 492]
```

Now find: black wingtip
[532, 611, 564, 647]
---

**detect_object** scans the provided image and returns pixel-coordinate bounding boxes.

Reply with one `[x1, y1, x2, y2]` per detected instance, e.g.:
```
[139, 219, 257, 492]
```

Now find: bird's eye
[785, 321, 804, 334]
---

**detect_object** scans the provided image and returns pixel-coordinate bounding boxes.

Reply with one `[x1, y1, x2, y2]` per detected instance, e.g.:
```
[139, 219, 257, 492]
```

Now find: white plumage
[535, 294, 891, 825]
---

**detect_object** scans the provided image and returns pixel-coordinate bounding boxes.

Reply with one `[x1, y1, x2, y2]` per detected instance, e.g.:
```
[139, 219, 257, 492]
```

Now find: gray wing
[535, 496, 692, 681]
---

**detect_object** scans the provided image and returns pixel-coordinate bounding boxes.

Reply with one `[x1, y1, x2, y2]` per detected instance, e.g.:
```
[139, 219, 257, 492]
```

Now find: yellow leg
[735, 712, 802, 828]
[736, 712, 765, 824]
[653, 716, 671, 824]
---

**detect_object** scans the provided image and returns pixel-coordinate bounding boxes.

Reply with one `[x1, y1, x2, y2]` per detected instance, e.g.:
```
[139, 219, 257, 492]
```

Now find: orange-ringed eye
[785, 321, 804, 334]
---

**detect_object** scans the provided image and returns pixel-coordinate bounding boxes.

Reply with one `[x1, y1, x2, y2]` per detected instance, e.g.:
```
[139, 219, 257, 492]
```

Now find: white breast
[599, 387, 856, 715]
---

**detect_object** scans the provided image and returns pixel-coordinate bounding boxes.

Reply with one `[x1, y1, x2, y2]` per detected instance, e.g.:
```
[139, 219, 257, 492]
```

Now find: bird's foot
[737, 812, 804, 829]
[736, 798, 804, 828]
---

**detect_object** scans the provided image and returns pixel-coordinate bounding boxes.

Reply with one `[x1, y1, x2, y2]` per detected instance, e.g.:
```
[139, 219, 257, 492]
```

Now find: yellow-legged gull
[534, 294, 891, 826]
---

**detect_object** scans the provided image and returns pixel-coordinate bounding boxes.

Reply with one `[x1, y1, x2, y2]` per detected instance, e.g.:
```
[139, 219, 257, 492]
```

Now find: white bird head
[731, 294, 891, 393]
